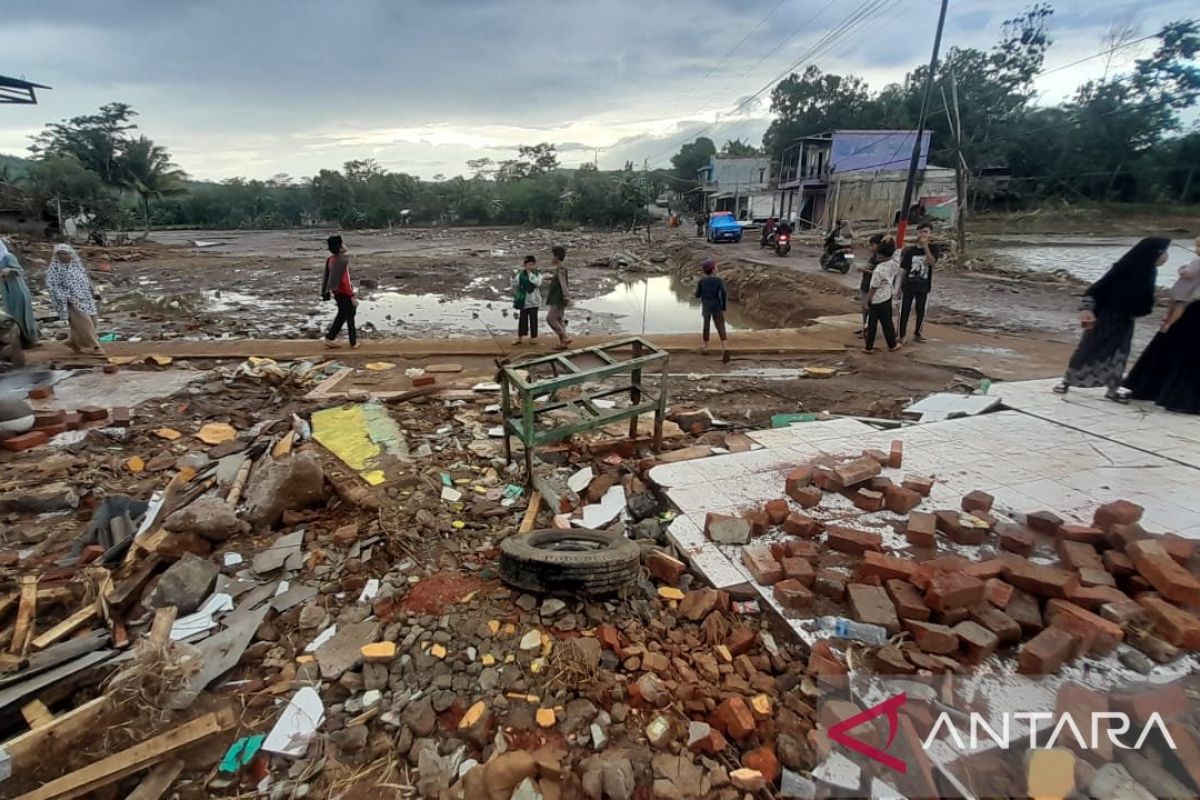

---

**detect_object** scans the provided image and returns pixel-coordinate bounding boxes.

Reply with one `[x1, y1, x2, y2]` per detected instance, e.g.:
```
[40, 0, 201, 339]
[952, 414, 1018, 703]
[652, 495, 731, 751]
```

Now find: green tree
[30, 103, 139, 185]
[761, 67, 876, 163]
[118, 135, 187, 235]
[721, 139, 759, 156]
[25, 154, 117, 229]
[496, 143, 560, 182]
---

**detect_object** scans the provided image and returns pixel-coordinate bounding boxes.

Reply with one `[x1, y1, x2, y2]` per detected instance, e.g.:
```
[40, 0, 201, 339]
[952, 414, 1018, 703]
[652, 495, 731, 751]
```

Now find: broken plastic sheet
[580, 484, 626, 529]
[170, 593, 234, 640]
[262, 687, 325, 758]
[311, 402, 409, 486]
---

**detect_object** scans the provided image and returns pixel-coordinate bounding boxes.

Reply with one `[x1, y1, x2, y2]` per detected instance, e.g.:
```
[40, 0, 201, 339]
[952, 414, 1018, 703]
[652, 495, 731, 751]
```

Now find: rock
[298, 606, 328, 630]
[0, 481, 78, 514]
[541, 598, 567, 618]
[780, 768, 817, 799]
[730, 768, 766, 792]
[590, 722, 608, 751]
[563, 698, 598, 734]
[634, 673, 668, 706]
[632, 518, 662, 540]
[403, 696, 437, 737]
[462, 751, 538, 800]
[243, 451, 326, 528]
[329, 724, 368, 753]
[146, 553, 218, 614]
[627, 491, 658, 521]
[362, 690, 383, 709]
[362, 663, 388, 691]
[163, 495, 248, 542]
[510, 777, 543, 800]
[519, 630, 542, 651]
[645, 714, 672, 747]
[516, 594, 537, 611]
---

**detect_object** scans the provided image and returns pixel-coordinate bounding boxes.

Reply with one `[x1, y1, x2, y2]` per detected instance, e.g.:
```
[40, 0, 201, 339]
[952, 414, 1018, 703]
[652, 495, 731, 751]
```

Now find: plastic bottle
[813, 616, 888, 646]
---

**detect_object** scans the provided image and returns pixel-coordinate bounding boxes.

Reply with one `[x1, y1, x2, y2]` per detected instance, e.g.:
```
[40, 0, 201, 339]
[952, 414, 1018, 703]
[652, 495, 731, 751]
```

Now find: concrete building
[777, 130, 956, 230]
[697, 155, 774, 221]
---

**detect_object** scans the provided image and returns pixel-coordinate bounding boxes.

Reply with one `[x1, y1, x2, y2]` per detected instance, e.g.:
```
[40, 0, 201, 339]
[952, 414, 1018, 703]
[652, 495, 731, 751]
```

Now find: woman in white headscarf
[46, 244, 103, 354]
[0, 237, 39, 346]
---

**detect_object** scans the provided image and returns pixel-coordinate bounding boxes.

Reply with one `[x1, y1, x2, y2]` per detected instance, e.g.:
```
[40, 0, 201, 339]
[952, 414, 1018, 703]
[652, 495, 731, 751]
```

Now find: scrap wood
[0, 650, 114, 715]
[29, 603, 98, 651]
[20, 699, 53, 729]
[225, 459, 253, 506]
[124, 757, 184, 800]
[0, 695, 113, 774]
[11, 706, 236, 800]
[0, 631, 109, 686]
[147, 607, 177, 647]
[519, 491, 541, 534]
[271, 430, 295, 459]
[7, 576, 38, 656]
[105, 557, 161, 611]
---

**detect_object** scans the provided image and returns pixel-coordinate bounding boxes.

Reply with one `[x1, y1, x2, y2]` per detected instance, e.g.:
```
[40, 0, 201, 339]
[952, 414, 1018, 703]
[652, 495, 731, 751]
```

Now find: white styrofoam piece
[580, 484, 625, 529]
[262, 687, 325, 758]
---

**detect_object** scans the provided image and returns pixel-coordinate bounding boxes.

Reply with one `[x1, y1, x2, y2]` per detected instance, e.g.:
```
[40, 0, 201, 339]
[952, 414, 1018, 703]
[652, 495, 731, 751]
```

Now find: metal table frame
[500, 337, 670, 482]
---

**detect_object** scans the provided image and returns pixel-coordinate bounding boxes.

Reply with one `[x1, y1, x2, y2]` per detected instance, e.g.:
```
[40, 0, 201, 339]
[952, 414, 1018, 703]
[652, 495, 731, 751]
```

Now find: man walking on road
[322, 235, 358, 349]
[545, 245, 572, 349]
[899, 222, 940, 343]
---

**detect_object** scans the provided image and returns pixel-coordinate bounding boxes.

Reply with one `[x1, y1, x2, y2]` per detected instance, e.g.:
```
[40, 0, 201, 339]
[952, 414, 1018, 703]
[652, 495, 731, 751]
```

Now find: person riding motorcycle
[823, 219, 853, 256]
[760, 217, 777, 247]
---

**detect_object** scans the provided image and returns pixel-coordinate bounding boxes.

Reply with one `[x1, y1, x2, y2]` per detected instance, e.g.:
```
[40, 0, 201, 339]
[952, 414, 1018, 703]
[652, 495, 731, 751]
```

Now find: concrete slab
[11, 369, 201, 412]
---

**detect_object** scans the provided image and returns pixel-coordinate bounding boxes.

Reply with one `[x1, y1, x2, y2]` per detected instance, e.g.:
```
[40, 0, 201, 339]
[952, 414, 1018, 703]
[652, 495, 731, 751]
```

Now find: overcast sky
[2, 0, 1195, 181]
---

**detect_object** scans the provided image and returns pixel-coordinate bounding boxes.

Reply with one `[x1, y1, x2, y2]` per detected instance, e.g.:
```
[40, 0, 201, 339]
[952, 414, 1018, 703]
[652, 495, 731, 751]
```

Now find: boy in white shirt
[864, 238, 902, 353]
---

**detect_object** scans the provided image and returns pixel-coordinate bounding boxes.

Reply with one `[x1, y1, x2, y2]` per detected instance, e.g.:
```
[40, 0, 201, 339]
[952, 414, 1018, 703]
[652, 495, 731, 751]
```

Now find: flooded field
[981, 235, 1189, 288]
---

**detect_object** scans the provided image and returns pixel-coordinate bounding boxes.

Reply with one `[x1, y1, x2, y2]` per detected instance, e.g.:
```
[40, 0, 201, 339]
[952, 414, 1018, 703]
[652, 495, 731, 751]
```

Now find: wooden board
[30, 604, 97, 651]
[519, 491, 541, 534]
[12, 707, 236, 800]
[0, 695, 113, 773]
[8, 576, 38, 656]
[20, 699, 53, 729]
[123, 757, 184, 800]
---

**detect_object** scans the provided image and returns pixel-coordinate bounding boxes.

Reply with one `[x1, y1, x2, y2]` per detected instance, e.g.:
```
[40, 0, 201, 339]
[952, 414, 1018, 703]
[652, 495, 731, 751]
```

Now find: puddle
[576, 276, 758, 334]
[984, 236, 1181, 288]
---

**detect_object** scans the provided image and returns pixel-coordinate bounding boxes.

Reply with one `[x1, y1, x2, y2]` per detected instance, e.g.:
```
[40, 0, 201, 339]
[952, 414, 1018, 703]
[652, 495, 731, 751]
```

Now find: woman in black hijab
[1054, 237, 1170, 401]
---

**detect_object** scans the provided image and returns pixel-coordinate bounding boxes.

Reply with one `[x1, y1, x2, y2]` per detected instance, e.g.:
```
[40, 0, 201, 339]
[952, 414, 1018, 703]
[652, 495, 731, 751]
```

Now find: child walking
[512, 255, 543, 345]
[695, 258, 730, 363]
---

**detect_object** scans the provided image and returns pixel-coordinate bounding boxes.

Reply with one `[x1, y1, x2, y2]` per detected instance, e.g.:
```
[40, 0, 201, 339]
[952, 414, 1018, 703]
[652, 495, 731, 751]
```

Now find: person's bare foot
[889, 343, 903, 352]
[350, 343, 361, 350]
[323, 339, 340, 349]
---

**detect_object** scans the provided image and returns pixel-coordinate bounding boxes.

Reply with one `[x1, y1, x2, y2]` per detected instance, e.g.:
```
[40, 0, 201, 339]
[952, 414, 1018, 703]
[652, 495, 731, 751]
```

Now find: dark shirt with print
[900, 243, 941, 293]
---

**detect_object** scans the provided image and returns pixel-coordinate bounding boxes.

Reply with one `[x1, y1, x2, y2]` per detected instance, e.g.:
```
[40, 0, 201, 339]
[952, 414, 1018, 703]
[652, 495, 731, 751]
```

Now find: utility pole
[896, 0, 949, 247]
[944, 72, 968, 261]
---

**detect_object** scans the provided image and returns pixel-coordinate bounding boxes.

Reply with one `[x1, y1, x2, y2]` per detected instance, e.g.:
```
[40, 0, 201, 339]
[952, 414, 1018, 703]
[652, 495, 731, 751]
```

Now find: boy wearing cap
[695, 258, 730, 363]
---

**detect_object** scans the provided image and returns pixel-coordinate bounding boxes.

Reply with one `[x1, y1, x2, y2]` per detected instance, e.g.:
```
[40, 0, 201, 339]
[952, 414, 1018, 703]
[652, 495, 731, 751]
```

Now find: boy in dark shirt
[899, 222, 940, 343]
[695, 258, 730, 362]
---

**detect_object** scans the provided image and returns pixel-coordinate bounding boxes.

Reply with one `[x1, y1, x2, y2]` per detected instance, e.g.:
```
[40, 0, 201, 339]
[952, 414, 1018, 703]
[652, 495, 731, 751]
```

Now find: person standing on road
[695, 257, 730, 363]
[512, 255, 543, 345]
[1054, 237, 1169, 402]
[863, 239, 902, 353]
[898, 222, 940, 343]
[322, 235, 359, 349]
[544, 245, 572, 349]
[857, 233, 886, 338]
[0, 238, 39, 347]
[46, 244, 103, 355]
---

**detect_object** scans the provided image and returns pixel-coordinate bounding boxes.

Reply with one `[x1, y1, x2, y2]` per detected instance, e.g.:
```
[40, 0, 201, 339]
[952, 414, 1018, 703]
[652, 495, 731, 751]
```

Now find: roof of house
[0, 75, 52, 105]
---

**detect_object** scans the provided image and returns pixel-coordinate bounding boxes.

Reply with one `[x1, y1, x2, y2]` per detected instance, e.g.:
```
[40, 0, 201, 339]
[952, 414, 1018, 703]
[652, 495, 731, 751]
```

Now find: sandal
[1052, 383, 1069, 395]
[1105, 390, 1129, 404]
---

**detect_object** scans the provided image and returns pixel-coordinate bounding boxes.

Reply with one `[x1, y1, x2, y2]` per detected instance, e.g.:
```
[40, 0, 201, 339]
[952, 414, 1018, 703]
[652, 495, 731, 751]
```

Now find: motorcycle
[819, 246, 854, 274]
[775, 230, 791, 257]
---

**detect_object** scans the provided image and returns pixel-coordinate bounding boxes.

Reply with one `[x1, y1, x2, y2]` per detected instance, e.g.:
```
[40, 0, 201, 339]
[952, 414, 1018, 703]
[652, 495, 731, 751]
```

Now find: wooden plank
[0, 631, 109, 688]
[123, 757, 184, 800]
[519, 491, 541, 534]
[147, 607, 177, 647]
[8, 576, 38, 656]
[20, 699, 53, 729]
[0, 695, 113, 772]
[105, 556, 161, 610]
[12, 707, 236, 800]
[0, 650, 113, 714]
[30, 604, 98, 651]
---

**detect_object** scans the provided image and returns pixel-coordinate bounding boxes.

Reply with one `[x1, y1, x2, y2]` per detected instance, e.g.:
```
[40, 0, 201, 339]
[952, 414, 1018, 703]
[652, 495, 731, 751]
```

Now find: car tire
[500, 528, 641, 596]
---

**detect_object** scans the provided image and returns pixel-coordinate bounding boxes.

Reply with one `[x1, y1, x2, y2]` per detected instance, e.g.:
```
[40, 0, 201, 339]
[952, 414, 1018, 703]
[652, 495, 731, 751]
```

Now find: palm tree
[118, 136, 186, 237]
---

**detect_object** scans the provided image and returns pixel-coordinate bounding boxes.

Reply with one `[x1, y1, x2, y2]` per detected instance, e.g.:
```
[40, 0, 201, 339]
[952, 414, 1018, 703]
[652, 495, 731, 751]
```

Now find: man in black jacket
[898, 222, 940, 343]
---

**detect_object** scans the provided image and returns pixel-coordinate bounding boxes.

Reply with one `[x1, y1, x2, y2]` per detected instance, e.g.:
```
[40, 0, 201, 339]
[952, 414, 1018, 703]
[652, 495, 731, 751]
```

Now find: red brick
[896, 714, 939, 799]
[764, 498, 790, 525]
[1100, 600, 1150, 629]
[33, 409, 66, 428]
[807, 640, 848, 684]
[782, 512, 817, 539]
[77, 406, 108, 422]
[110, 407, 131, 427]
[909, 556, 973, 590]
[1108, 522, 1148, 551]
[853, 488, 884, 512]
[905, 511, 937, 548]
[1, 431, 48, 452]
[790, 485, 822, 509]
[996, 523, 1035, 557]
[1076, 568, 1115, 588]
[812, 468, 843, 493]
[886, 579, 931, 621]
[985, 578, 1014, 609]
[834, 456, 882, 487]
[888, 440, 903, 469]
[884, 485, 922, 515]
[742, 546, 782, 586]
[1111, 682, 1189, 725]
[1127, 540, 1200, 606]
[965, 560, 1006, 581]
[1102, 550, 1135, 577]
[688, 724, 728, 755]
[848, 583, 901, 634]
[860, 551, 917, 583]
[706, 514, 751, 545]
[1058, 524, 1107, 548]
[27, 385, 53, 400]
[782, 539, 818, 561]
[862, 448, 888, 465]
[1093, 499, 1144, 532]
[785, 466, 813, 498]
[923, 572, 986, 611]
[1045, 599, 1123, 656]
[1137, 595, 1200, 649]
[742, 746, 781, 786]
[597, 623, 621, 652]
[1064, 580, 1129, 611]
[156, 531, 213, 560]
[1056, 683, 1113, 760]
[825, 526, 882, 556]
[932, 607, 969, 626]
[961, 490, 994, 514]
[1161, 535, 1197, 565]
[710, 697, 756, 740]
[813, 570, 847, 601]
[1018, 626, 1077, 674]
[1006, 587, 1044, 636]
[411, 375, 436, 387]
[773, 579, 815, 610]
[781, 557, 815, 586]
[742, 509, 769, 538]
[901, 475, 935, 497]
[905, 620, 958, 654]
[1026, 510, 1063, 536]
[1001, 557, 1072, 598]
[726, 626, 756, 656]
[953, 620, 999, 662]
[1057, 539, 1103, 571]
[966, 603, 1022, 646]
[63, 412, 83, 431]
[35, 422, 66, 438]
[934, 510, 988, 545]
[646, 550, 686, 585]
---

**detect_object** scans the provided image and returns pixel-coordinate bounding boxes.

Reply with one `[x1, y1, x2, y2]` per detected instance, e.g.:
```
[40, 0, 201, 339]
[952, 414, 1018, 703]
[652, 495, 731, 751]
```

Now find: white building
[697, 155, 774, 222]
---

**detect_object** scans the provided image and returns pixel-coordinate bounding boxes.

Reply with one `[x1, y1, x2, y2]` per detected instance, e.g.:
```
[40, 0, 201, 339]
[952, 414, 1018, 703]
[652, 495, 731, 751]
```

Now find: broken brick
[726, 627, 756, 656]
[773, 579, 815, 610]
[961, 490, 994, 514]
[782, 539, 819, 561]
[1058, 539, 1103, 571]
[646, 550, 687, 585]
[26, 385, 53, 400]
[1076, 568, 1116, 588]
[825, 526, 882, 556]
[765, 499, 790, 525]
[110, 407, 131, 427]
[742, 747, 781, 786]
[1166, 722, 1200, 794]
[78, 406, 109, 422]
[1099, 600, 1150, 629]
[63, 412, 82, 431]
[706, 514, 751, 545]
[782, 512, 817, 538]
[1045, 599, 1124, 656]
[833, 456, 882, 487]
[932, 606, 969, 626]
[904, 511, 937, 548]
[905, 620, 958, 654]
[923, 572, 986, 611]
[1093, 499, 1144, 532]
[997, 523, 1035, 556]
[781, 558, 815, 586]
[888, 440, 903, 469]
[1001, 557, 1072, 598]
[1026, 510, 1063, 536]
[597, 623, 621, 652]
[886, 579, 931, 621]
[1064, 580, 1128, 612]
[934, 510, 989, 545]
[901, 474, 935, 497]
[1018, 626, 1077, 674]
[710, 697, 756, 740]
[1056, 683, 1113, 760]
[2, 431, 48, 452]
[33, 409, 66, 428]
[790, 485, 822, 509]
[965, 560, 1006, 581]
[1107, 522, 1148, 551]
[848, 583, 901, 634]
[807, 639, 848, 684]
[1058, 524, 1107, 548]
[1111, 682, 1189, 725]
[954, 621, 999, 662]
[742, 509, 769, 538]
[985, 578, 1014, 609]
[860, 551, 917, 583]
[1137, 595, 1200, 649]
[884, 484, 922, 515]
[852, 488, 885, 513]
[156, 531, 213, 560]
[688, 724, 728, 755]
[1126, 540, 1200, 606]
[785, 466, 813, 497]
[813, 570, 847, 601]
[411, 375, 436, 387]
[1103, 550, 1135, 577]
[966, 603, 1022, 646]
[1161, 535, 1197, 565]
[742, 546, 783, 586]
[1006, 587, 1044, 636]
[811, 468, 843, 493]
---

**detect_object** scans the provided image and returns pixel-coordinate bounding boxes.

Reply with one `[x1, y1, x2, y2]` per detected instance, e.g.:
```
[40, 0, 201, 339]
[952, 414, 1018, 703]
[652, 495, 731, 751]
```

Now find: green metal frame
[501, 337, 670, 482]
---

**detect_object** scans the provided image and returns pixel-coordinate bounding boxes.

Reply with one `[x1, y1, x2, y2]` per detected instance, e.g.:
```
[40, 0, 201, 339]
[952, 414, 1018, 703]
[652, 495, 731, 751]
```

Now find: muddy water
[983, 235, 1190, 288]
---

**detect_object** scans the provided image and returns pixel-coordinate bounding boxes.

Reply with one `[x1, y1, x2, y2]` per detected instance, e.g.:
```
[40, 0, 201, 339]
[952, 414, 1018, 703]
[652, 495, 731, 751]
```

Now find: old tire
[500, 528, 641, 596]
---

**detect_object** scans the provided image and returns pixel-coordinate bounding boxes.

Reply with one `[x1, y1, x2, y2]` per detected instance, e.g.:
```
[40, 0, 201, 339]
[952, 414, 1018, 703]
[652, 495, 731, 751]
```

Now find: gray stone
[403, 696, 437, 737]
[0, 481, 78, 514]
[362, 690, 383, 709]
[626, 491, 658, 521]
[298, 605, 328, 630]
[516, 594, 537, 612]
[147, 553, 218, 613]
[164, 495, 248, 542]
[562, 698, 598, 734]
[590, 722, 608, 751]
[329, 725, 368, 752]
[315, 620, 380, 680]
[707, 517, 751, 545]
[478, 668, 499, 692]
[541, 598, 567, 617]
[363, 663, 388, 691]
[631, 518, 662, 541]
[243, 451, 326, 528]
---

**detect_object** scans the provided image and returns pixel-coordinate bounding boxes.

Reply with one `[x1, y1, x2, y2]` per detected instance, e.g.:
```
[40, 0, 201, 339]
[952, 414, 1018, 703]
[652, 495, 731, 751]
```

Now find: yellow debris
[361, 642, 397, 663]
[461, 590, 477, 602]
[751, 694, 772, 718]
[296, 655, 315, 664]
[153, 428, 182, 441]
[804, 367, 836, 378]
[458, 701, 487, 729]
[430, 644, 448, 660]
[196, 422, 237, 445]
[126, 456, 144, 473]
[502, 623, 517, 637]
[364, 362, 397, 371]
[106, 356, 138, 365]
[657, 587, 685, 601]
[272, 430, 295, 458]
[536, 708, 557, 728]
[481, 654, 496, 666]
[452, 521, 466, 530]
[716, 645, 733, 663]
[487, 620, 501, 635]
[505, 655, 515, 664]
[146, 355, 174, 366]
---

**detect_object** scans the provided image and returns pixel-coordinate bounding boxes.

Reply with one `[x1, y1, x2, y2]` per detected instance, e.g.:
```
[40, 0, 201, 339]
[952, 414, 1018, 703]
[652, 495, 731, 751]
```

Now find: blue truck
[705, 211, 742, 244]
